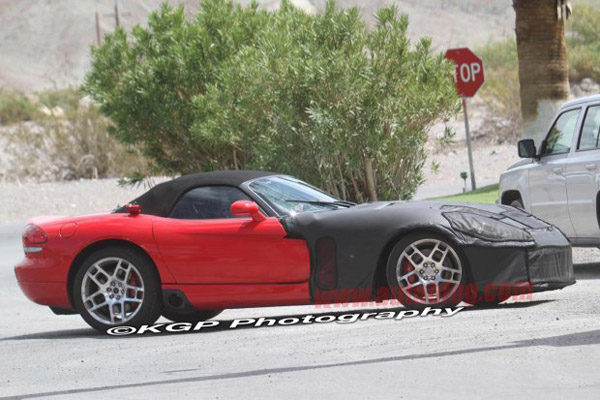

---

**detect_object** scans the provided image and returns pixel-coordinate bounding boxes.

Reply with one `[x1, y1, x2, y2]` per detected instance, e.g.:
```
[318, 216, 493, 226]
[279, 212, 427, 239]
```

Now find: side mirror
[125, 204, 141, 216]
[539, 140, 548, 155]
[518, 139, 537, 158]
[230, 200, 266, 222]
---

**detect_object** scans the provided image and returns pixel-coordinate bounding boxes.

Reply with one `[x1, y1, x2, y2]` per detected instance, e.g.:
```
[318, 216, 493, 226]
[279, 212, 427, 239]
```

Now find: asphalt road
[1, 222, 599, 399]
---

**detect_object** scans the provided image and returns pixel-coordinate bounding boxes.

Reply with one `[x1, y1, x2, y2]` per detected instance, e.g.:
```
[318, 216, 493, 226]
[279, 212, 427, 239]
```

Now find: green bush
[83, 0, 459, 201]
[568, 5, 600, 82]
[0, 90, 39, 124]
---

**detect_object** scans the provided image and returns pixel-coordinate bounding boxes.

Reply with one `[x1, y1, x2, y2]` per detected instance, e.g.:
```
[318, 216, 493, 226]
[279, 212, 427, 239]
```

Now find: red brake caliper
[404, 260, 425, 299]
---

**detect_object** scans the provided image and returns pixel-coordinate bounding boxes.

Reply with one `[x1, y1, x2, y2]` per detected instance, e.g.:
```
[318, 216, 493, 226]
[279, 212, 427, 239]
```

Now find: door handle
[552, 167, 564, 174]
[585, 164, 597, 171]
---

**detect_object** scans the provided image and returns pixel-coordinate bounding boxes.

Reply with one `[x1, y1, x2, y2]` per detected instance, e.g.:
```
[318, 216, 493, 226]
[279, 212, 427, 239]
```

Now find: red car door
[152, 186, 310, 284]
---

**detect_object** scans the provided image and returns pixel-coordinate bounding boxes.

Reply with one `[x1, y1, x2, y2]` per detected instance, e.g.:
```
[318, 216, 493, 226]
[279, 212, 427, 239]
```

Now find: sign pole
[462, 98, 476, 190]
[445, 47, 484, 193]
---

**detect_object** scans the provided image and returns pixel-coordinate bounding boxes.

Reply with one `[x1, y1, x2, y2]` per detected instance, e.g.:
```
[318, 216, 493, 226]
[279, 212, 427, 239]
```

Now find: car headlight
[443, 211, 532, 242]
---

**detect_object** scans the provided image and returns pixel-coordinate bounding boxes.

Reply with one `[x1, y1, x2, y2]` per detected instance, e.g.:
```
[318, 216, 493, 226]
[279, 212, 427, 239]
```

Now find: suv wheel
[510, 199, 524, 209]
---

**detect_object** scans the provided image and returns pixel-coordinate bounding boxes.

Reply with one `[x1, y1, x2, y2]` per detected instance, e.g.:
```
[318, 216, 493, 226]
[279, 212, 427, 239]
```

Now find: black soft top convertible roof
[115, 170, 278, 217]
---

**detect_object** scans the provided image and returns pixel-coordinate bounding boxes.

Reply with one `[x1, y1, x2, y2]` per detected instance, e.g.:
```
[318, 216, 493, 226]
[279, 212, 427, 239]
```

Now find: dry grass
[0, 90, 147, 182]
[474, 39, 522, 144]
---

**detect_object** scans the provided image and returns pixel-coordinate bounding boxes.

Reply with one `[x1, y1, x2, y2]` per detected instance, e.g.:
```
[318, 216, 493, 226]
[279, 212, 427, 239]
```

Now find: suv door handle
[585, 164, 597, 171]
[553, 167, 564, 174]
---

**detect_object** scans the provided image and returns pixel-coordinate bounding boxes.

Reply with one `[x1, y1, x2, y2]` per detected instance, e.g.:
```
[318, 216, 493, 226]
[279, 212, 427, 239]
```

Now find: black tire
[510, 199, 524, 209]
[162, 309, 223, 323]
[386, 231, 469, 308]
[73, 246, 162, 332]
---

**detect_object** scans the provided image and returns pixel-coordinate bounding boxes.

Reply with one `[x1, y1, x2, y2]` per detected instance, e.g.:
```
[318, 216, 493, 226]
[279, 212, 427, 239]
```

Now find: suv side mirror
[518, 139, 537, 158]
[230, 200, 266, 222]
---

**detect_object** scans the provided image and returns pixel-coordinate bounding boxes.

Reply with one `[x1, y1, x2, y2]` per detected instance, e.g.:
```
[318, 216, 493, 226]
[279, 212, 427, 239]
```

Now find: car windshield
[248, 176, 352, 216]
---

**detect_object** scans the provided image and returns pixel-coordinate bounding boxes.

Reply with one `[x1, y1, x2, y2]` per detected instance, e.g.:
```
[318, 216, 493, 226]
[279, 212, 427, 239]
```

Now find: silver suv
[499, 94, 600, 247]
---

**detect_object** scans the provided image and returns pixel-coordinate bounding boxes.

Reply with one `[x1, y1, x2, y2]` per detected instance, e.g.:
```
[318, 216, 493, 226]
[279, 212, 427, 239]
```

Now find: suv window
[542, 108, 581, 156]
[170, 186, 250, 220]
[578, 105, 600, 151]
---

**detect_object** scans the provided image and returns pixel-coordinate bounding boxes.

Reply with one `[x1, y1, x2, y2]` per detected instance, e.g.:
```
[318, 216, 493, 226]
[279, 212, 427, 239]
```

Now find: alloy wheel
[81, 257, 145, 325]
[395, 238, 462, 305]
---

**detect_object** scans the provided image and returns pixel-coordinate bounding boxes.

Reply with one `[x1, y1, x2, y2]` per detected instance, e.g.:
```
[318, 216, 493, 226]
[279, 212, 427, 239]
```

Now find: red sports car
[15, 170, 575, 332]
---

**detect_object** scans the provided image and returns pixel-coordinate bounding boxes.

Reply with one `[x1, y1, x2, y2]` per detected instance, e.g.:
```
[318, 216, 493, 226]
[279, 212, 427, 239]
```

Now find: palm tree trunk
[514, 0, 570, 146]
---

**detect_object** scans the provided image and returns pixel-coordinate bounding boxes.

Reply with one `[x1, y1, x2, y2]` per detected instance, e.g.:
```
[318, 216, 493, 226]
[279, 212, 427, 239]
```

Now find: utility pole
[114, 0, 120, 28]
[102, 0, 130, 30]
[96, 0, 130, 45]
[95, 11, 101, 45]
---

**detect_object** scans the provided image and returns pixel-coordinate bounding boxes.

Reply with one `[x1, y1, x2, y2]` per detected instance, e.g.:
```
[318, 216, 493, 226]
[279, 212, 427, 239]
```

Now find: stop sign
[444, 48, 484, 97]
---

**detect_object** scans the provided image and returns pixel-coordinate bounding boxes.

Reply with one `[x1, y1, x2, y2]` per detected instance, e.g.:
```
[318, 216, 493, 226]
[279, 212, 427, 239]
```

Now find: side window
[577, 106, 600, 151]
[542, 108, 581, 156]
[170, 186, 250, 220]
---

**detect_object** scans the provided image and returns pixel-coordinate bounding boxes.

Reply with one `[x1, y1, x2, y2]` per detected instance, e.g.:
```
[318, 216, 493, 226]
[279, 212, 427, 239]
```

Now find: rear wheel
[73, 247, 162, 332]
[386, 232, 467, 308]
[162, 309, 222, 323]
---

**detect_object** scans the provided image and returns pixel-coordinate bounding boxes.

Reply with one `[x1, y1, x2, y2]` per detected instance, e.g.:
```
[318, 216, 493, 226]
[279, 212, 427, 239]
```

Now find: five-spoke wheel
[80, 257, 145, 325]
[73, 247, 162, 332]
[387, 232, 466, 307]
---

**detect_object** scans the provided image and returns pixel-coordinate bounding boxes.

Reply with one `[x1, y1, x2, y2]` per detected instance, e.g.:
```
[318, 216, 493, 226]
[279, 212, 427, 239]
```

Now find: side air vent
[315, 237, 337, 290]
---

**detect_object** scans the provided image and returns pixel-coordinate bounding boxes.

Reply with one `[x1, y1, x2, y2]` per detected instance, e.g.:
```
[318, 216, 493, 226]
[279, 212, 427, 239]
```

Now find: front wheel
[73, 246, 162, 332]
[386, 232, 467, 308]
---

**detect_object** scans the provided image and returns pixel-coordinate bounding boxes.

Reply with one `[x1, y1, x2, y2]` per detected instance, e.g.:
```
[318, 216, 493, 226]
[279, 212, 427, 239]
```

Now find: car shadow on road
[3, 327, 599, 400]
[0, 328, 106, 341]
[0, 299, 553, 341]
[574, 262, 600, 280]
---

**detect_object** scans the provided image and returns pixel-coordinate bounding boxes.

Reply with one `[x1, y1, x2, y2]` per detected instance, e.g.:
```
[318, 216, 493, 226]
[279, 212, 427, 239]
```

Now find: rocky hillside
[0, 0, 514, 92]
